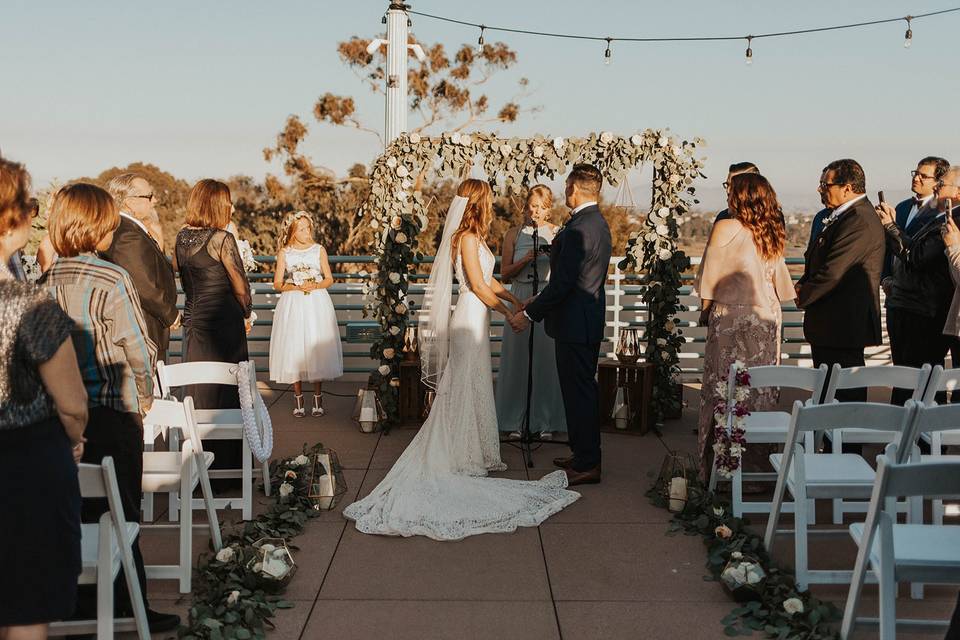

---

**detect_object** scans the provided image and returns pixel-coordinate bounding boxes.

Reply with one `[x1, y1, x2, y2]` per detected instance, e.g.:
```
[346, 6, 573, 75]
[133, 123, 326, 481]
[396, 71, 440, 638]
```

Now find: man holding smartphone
[876, 158, 957, 403]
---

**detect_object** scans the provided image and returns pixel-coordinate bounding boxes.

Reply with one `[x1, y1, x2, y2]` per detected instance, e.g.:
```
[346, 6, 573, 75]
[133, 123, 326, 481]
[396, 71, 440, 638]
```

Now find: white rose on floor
[630, 134, 643, 146]
[378, 364, 391, 376]
[293, 454, 310, 466]
[599, 131, 613, 144]
[389, 326, 401, 335]
[409, 132, 421, 144]
[383, 348, 396, 359]
[386, 157, 397, 168]
[395, 232, 407, 244]
[285, 470, 297, 480]
[279, 482, 294, 497]
[216, 547, 235, 563]
[227, 590, 240, 605]
[397, 166, 409, 178]
[388, 272, 401, 284]
[783, 598, 804, 615]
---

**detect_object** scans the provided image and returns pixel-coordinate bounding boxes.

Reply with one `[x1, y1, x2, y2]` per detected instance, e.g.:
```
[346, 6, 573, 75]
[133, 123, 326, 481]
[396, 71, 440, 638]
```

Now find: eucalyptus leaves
[360, 130, 704, 429]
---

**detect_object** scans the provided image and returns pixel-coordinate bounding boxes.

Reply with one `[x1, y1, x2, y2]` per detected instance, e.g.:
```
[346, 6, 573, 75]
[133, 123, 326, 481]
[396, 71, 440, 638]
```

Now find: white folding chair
[142, 396, 223, 593]
[841, 455, 960, 639]
[157, 359, 271, 521]
[919, 366, 960, 525]
[709, 363, 828, 520]
[763, 401, 917, 590]
[824, 364, 932, 524]
[49, 458, 149, 640]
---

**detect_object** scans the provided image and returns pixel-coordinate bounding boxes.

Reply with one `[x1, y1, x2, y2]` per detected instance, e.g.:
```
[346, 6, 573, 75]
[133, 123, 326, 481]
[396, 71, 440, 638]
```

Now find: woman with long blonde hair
[344, 178, 579, 540]
[495, 184, 566, 439]
[694, 173, 795, 482]
[268, 211, 342, 417]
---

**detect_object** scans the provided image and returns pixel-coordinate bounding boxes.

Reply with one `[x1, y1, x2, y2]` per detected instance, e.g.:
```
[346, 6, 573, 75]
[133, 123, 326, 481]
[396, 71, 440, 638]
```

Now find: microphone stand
[503, 223, 568, 468]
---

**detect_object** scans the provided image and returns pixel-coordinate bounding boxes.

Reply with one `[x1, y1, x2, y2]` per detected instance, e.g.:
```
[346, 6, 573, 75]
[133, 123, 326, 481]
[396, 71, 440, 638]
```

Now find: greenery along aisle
[178, 444, 326, 640]
[648, 478, 842, 639]
[360, 130, 704, 430]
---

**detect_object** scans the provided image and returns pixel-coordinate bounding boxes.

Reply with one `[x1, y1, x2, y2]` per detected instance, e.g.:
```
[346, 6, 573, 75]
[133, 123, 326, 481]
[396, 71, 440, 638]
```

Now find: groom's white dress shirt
[522, 201, 598, 320]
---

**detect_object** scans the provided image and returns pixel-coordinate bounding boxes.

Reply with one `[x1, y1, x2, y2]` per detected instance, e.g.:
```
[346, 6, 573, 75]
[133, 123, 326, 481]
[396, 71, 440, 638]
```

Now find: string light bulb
[903, 16, 913, 48]
[477, 25, 485, 53]
[381, 14, 387, 25]
[407, 16, 412, 28]
[604, 38, 612, 65]
[745, 36, 753, 65]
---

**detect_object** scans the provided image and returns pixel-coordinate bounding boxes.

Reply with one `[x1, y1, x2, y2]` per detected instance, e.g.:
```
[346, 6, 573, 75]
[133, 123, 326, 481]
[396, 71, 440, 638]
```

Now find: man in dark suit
[881, 157, 949, 282]
[104, 173, 179, 362]
[797, 159, 885, 401]
[878, 159, 956, 403]
[513, 164, 612, 486]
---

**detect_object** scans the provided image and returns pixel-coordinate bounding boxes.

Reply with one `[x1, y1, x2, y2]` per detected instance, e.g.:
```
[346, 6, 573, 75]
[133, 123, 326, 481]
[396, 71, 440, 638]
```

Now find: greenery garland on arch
[359, 130, 705, 430]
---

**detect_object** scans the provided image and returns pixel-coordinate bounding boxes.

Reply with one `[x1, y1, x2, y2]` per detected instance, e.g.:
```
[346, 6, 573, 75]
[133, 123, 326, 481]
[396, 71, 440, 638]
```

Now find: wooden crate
[597, 358, 655, 435]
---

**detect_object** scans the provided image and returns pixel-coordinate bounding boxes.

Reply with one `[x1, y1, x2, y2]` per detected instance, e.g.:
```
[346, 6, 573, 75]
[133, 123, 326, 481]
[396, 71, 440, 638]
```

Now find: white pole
[384, 2, 409, 145]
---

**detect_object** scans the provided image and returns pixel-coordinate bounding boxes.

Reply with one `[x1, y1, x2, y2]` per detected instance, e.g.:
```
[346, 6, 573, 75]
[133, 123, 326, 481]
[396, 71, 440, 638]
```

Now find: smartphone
[878, 190, 886, 204]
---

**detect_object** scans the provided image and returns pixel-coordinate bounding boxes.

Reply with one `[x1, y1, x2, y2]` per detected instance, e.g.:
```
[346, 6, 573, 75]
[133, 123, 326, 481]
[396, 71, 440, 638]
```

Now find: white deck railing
[166, 255, 893, 382]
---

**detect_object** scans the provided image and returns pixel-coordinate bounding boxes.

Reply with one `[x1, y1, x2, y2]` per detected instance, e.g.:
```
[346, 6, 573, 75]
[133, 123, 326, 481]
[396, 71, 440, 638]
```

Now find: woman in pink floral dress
[694, 174, 795, 482]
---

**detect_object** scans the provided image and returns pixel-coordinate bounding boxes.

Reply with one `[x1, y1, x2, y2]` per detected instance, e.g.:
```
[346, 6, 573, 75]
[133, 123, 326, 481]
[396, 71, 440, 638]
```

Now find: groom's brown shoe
[553, 455, 575, 469]
[564, 466, 601, 486]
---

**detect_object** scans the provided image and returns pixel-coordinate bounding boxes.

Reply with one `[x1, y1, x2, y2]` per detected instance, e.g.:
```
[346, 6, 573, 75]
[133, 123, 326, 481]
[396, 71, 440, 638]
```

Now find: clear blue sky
[1, 1, 956, 211]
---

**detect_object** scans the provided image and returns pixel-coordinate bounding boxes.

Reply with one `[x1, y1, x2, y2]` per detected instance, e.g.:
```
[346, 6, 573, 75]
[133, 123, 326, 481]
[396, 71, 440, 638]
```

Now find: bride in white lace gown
[343, 180, 579, 540]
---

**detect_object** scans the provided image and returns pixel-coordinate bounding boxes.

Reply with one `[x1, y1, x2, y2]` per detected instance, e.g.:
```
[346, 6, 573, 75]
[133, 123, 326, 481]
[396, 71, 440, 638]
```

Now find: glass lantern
[308, 448, 347, 511]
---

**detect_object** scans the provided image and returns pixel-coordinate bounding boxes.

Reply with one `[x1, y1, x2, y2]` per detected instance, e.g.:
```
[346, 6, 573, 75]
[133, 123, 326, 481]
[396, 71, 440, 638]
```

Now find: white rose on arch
[500, 144, 512, 156]
[553, 136, 565, 150]
[460, 134, 472, 146]
[394, 303, 407, 314]
[386, 157, 397, 168]
[396, 191, 408, 202]
[655, 224, 669, 236]
[533, 145, 544, 158]
[658, 135, 670, 147]
[630, 134, 643, 146]
[378, 364, 391, 376]
[395, 232, 408, 244]
[599, 131, 614, 144]
[668, 174, 681, 185]
[390, 216, 402, 230]
[383, 347, 396, 359]
[389, 326, 401, 336]
[409, 132, 421, 144]
[658, 248, 673, 261]
[388, 272, 401, 284]
[451, 132, 462, 144]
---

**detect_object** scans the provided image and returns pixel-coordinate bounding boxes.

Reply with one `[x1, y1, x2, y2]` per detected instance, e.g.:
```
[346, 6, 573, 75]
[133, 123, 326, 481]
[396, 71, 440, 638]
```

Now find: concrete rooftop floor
[135, 383, 959, 640]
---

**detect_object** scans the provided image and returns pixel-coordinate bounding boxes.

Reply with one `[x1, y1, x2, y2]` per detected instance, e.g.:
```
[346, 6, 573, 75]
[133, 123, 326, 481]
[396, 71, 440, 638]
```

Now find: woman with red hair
[694, 173, 795, 482]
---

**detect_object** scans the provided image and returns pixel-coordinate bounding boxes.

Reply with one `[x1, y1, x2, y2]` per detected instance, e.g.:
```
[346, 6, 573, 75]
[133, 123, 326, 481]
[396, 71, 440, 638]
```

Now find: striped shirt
[41, 253, 156, 414]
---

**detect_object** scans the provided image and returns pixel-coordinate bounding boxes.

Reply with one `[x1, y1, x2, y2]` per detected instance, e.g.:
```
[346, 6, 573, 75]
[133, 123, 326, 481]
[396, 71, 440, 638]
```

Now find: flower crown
[277, 210, 315, 252]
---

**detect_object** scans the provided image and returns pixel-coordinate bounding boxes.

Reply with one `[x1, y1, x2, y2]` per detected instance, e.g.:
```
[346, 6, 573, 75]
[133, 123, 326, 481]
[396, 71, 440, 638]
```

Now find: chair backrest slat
[922, 365, 960, 405]
[824, 364, 931, 403]
[878, 455, 960, 501]
[142, 398, 190, 429]
[792, 401, 915, 434]
[77, 462, 107, 498]
[157, 360, 239, 390]
[747, 364, 828, 396]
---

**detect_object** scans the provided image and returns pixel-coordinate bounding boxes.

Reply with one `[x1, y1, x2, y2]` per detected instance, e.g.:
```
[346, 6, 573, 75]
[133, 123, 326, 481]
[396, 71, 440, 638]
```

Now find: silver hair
[943, 166, 960, 187]
[105, 172, 147, 204]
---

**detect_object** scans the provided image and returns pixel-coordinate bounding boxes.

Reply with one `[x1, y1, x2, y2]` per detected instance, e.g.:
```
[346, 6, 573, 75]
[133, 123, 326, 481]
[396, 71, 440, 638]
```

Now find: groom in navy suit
[512, 164, 612, 486]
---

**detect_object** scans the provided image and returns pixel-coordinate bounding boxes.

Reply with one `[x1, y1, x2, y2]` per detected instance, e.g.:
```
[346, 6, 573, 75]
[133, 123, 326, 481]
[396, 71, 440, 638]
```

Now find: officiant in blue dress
[495, 185, 567, 438]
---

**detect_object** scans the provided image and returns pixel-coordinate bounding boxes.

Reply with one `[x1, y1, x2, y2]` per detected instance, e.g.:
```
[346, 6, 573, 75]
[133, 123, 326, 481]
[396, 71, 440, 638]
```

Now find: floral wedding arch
[359, 130, 704, 430]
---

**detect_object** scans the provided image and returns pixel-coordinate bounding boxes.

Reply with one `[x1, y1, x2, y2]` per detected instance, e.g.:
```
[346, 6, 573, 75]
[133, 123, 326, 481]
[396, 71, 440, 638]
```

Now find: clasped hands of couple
[506, 296, 535, 334]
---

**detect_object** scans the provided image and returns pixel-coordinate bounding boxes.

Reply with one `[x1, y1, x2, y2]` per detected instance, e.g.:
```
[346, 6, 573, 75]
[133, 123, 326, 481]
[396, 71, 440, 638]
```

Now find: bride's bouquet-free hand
[236, 238, 258, 273]
[289, 263, 323, 295]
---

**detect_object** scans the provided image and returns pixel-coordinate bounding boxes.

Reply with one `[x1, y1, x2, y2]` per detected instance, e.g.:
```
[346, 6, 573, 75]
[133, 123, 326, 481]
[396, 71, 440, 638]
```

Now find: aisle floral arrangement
[648, 470, 841, 638]
[178, 444, 324, 639]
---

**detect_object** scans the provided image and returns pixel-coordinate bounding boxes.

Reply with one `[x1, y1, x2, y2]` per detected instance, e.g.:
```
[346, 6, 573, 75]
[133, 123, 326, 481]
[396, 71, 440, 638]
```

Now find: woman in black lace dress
[174, 179, 252, 409]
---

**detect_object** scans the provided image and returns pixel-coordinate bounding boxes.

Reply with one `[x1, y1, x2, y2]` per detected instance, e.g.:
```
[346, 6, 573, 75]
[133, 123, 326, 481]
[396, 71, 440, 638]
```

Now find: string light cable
[405, 6, 959, 62]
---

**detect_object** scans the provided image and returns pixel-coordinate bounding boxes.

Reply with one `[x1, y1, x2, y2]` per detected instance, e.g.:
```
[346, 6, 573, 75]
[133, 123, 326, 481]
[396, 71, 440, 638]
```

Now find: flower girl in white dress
[269, 211, 343, 417]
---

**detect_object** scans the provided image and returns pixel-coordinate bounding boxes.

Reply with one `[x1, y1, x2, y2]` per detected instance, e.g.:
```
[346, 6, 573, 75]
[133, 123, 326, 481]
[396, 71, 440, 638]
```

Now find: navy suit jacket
[525, 204, 612, 344]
